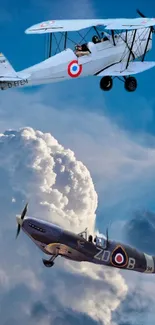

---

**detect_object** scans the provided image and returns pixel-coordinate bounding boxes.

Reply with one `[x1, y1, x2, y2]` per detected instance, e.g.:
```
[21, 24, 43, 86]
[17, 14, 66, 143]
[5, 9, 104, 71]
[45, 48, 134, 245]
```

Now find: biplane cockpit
[74, 43, 90, 57]
[92, 32, 109, 44]
[27, 20, 112, 60]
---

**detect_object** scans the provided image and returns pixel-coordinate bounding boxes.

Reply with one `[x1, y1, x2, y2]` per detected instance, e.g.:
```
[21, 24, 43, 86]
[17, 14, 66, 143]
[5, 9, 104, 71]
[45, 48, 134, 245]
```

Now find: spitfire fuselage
[21, 216, 155, 274]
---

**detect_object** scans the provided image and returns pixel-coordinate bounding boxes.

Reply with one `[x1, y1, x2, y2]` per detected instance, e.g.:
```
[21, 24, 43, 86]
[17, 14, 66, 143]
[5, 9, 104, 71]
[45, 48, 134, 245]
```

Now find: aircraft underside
[44, 242, 87, 262]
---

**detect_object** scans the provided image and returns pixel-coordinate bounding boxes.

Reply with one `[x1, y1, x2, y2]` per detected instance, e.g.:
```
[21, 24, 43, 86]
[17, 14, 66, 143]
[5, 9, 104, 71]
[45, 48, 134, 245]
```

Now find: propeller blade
[16, 203, 28, 239]
[137, 9, 155, 32]
[16, 224, 21, 239]
[21, 203, 28, 220]
[137, 9, 146, 18]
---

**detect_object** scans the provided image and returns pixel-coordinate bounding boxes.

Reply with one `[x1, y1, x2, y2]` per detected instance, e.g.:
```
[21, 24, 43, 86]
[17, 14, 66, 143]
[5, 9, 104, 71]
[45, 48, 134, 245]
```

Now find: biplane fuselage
[0, 27, 154, 91]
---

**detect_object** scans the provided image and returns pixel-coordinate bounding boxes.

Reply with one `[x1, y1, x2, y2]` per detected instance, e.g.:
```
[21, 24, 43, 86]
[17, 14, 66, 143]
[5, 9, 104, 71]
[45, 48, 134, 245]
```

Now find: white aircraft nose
[16, 215, 23, 226]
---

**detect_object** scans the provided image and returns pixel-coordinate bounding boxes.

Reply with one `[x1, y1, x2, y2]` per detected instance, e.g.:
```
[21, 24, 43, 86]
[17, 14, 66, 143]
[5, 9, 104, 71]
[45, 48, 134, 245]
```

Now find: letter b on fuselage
[127, 257, 135, 269]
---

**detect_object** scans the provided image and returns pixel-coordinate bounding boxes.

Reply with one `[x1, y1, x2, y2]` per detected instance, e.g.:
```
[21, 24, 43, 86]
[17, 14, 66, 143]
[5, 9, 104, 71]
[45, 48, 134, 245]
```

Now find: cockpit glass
[96, 236, 107, 248]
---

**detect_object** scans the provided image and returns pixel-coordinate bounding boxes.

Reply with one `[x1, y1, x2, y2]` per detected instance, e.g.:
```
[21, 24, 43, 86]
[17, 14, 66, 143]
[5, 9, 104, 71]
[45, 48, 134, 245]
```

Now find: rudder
[0, 52, 17, 77]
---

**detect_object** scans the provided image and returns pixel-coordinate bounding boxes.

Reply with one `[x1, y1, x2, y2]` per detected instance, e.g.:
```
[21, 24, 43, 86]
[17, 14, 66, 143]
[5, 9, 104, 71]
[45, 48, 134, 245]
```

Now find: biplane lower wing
[96, 61, 155, 77]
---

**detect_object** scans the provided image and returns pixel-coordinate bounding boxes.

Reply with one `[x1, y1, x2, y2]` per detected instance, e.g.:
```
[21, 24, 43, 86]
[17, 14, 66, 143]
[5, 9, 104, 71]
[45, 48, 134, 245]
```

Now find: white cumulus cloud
[0, 126, 127, 325]
[0, 127, 97, 233]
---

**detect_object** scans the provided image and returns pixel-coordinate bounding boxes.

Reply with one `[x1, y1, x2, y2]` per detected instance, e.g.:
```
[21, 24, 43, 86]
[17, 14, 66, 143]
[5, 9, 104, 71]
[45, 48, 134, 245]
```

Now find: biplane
[16, 203, 155, 274]
[0, 10, 155, 92]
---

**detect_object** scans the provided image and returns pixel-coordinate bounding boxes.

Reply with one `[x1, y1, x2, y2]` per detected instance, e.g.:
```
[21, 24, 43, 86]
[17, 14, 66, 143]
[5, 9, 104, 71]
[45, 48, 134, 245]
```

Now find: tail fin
[0, 53, 30, 81]
[0, 52, 17, 77]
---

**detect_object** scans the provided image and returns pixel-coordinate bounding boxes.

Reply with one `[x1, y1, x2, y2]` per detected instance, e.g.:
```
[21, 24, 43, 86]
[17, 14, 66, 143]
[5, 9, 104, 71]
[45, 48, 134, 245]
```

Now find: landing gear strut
[100, 76, 113, 91]
[124, 76, 137, 92]
[42, 254, 58, 268]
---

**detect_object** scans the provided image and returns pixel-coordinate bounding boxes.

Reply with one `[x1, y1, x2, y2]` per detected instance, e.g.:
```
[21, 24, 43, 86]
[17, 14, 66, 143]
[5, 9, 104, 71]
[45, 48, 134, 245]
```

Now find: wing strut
[141, 27, 152, 62]
[93, 26, 101, 40]
[64, 32, 67, 50]
[48, 33, 52, 58]
[111, 30, 116, 46]
[125, 31, 127, 42]
[126, 29, 137, 69]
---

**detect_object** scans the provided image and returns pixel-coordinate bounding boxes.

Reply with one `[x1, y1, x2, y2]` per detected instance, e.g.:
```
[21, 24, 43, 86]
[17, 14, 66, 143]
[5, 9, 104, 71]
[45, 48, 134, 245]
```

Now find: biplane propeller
[137, 9, 155, 33]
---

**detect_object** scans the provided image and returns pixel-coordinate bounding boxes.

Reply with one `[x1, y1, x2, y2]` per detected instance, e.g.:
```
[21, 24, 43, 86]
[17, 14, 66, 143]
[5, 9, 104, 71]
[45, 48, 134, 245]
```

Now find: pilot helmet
[92, 35, 99, 43]
[75, 44, 81, 50]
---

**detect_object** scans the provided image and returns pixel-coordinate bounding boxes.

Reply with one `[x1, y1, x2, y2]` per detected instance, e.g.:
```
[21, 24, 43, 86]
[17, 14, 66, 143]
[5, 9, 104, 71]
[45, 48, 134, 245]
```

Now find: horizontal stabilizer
[97, 61, 155, 77]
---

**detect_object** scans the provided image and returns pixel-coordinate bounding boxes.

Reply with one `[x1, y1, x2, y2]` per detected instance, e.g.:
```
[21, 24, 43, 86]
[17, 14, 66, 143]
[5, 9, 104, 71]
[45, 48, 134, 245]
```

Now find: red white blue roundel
[40, 20, 55, 28]
[68, 60, 82, 78]
[111, 246, 128, 268]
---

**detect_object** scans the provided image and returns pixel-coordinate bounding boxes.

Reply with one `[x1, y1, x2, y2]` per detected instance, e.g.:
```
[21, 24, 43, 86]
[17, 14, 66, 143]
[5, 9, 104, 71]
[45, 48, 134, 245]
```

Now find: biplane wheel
[42, 259, 54, 268]
[124, 77, 137, 92]
[100, 76, 113, 91]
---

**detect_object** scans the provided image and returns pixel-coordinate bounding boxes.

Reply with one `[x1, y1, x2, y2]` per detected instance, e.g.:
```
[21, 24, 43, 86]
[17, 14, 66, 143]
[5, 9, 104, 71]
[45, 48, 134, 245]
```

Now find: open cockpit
[74, 32, 110, 57]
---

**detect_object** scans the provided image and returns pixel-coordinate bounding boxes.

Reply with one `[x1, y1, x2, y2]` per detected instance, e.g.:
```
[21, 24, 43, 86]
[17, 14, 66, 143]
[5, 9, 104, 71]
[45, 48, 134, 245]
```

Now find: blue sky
[1, 0, 155, 324]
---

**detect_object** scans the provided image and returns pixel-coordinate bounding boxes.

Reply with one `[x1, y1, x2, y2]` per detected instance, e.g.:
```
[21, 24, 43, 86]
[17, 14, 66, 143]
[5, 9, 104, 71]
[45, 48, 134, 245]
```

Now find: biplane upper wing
[104, 18, 155, 30]
[96, 61, 155, 77]
[25, 17, 155, 34]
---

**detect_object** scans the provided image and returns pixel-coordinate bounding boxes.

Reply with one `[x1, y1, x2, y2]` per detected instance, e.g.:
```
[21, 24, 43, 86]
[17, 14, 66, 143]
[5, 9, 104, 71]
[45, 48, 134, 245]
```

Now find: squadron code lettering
[94, 247, 136, 270]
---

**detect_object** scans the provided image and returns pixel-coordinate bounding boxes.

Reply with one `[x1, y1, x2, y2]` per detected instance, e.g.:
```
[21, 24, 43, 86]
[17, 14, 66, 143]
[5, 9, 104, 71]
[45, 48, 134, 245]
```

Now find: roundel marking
[40, 20, 55, 28]
[68, 60, 82, 78]
[142, 19, 148, 24]
[110, 245, 128, 268]
[115, 253, 124, 264]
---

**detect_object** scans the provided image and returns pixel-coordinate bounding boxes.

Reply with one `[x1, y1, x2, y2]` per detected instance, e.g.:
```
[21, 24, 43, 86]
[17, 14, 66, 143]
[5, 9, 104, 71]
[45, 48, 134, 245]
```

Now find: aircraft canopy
[95, 236, 107, 248]
[25, 17, 155, 34]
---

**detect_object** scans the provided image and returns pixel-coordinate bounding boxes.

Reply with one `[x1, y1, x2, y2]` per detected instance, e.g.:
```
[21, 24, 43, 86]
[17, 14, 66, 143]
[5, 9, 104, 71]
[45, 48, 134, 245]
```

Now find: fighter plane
[16, 203, 155, 274]
[1, 10, 155, 92]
